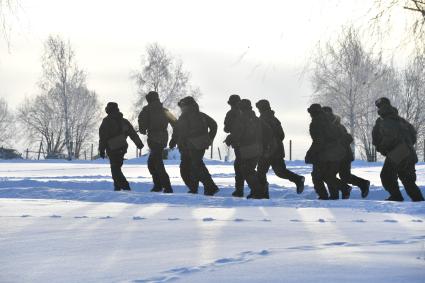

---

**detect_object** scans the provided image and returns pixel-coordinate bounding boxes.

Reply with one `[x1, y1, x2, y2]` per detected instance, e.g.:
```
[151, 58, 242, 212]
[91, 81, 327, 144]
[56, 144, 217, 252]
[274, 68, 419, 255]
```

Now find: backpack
[187, 113, 211, 150]
[398, 118, 417, 145]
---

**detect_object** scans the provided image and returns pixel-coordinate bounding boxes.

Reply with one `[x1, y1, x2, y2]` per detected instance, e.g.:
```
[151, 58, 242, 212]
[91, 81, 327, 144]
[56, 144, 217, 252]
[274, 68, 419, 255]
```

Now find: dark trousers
[180, 150, 198, 190]
[233, 148, 245, 191]
[311, 161, 345, 199]
[258, 156, 302, 186]
[339, 159, 368, 188]
[180, 149, 218, 194]
[380, 156, 424, 201]
[148, 142, 171, 190]
[109, 151, 129, 190]
[241, 157, 265, 198]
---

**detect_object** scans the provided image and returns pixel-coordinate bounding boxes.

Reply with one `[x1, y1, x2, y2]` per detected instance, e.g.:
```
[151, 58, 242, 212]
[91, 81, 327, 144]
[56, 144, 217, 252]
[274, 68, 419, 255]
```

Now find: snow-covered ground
[0, 159, 424, 282]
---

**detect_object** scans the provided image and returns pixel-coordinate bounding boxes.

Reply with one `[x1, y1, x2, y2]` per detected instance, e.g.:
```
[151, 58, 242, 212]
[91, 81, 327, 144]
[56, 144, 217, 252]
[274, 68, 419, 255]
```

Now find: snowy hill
[0, 159, 424, 282]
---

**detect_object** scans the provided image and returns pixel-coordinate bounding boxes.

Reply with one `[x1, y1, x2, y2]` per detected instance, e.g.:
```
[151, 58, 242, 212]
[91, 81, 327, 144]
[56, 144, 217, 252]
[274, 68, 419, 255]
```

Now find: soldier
[372, 97, 424, 202]
[322, 106, 370, 198]
[223, 94, 245, 197]
[255, 99, 305, 197]
[228, 99, 268, 199]
[138, 91, 177, 193]
[99, 102, 144, 191]
[169, 96, 219, 196]
[305, 104, 350, 200]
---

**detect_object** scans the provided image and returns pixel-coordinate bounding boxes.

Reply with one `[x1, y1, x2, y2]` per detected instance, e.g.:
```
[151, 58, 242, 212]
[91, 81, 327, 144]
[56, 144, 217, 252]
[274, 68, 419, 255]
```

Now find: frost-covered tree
[39, 35, 86, 159]
[0, 97, 14, 146]
[310, 27, 390, 159]
[18, 35, 101, 159]
[132, 42, 201, 115]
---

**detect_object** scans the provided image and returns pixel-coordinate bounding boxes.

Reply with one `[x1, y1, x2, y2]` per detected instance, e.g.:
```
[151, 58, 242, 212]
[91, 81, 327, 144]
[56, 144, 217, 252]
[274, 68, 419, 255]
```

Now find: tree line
[0, 35, 199, 159]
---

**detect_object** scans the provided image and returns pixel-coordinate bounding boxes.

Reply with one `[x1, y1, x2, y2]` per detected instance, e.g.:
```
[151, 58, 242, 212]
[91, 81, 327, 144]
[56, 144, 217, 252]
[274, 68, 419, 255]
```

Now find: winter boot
[296, 176, 305, 194]
[163, 187, 174, 194]
[150, 187, 162, 192]
[359, 180, 370, 198]
[232, 188, 244, 197]
[341, 185, 351, 199]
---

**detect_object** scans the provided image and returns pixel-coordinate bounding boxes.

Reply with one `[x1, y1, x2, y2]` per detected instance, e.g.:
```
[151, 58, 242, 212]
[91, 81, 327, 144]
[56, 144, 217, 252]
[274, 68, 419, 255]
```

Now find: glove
[169, 139, 177, 149]
[99, 151, 106, 159]
[224, 135, 232, 147]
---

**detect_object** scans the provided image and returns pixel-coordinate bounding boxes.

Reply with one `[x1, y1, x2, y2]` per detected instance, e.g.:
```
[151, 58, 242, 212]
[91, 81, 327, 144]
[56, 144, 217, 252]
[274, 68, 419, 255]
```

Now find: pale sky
[0, 0, 402, 159]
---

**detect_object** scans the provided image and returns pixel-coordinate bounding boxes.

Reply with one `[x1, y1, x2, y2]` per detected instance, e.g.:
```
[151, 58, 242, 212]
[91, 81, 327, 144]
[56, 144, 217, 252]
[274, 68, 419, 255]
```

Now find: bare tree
[370, 0, 425, 50]
[17, 94, 65, 155]
[310, 27, 390, 158]
[132, 42, 201, 115]
[396, 49, 425, 157]
[0, 0, 20, 49]
[67, 87, 102, 158]
[0, 97, 14, 146]
[39, 35, 86, 159]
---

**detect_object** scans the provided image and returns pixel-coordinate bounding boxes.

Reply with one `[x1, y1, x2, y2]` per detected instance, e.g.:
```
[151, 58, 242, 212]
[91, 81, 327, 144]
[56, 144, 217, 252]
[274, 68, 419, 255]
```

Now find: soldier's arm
[229, 117, 243, 145]
[223, 111, 232, 133]
[204, 114, 218, 140]
[137, 107, 149, 135]
[309, 121, 326, 154]
[126, 120, 144, 149]
[275, 119, 285, 141]
[98, 119, 108, 153]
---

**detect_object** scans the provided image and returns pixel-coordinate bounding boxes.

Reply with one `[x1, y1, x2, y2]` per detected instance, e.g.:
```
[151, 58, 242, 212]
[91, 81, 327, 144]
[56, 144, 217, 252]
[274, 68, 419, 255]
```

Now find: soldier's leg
[257, 157, 271, 198]
[148, 146, 163, 192]
[321, 161, 349, 200]
[339, 159, 369, 198]
[311, 163, 329, 199]
[398, 158, 424, 202]
[233, 148, 245, 196]
[180, 150, 198, 193]
[271, 158, 305, 194]
[380, 158, 404, 201]
[242, 158, 265, 199]
[189, 149, 218, 196]
[109, 152, 129, 190]
[150, 143, 172, 193]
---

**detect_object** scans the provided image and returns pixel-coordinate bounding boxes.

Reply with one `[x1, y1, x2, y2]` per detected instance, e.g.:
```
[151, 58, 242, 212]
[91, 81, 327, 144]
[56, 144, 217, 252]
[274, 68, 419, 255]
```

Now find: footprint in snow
[352, 219, 366, 223]
[318, 218, 326, 223]
[324, 241, 349, 247]
[74, 216, 88, 219]
[411, 219, 423, 223]
[290, 219, 302, 222]
[21, 215, 31, 218]
[261, 219, 272, 222]
[168, 217, 180, 221]
[50, 215, 61, 218]
[234, 218, 245, 222]
[99, 216, 112, 219]
[202, 217, 215, 222]
[383, 219, 398, 223]
[133, 216, 146, 220]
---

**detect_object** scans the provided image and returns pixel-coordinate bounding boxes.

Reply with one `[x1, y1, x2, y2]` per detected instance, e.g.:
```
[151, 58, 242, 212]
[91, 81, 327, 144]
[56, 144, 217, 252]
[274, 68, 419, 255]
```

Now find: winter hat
[307, 103, 322, 114]
[146, 91, 159, 103]
[178, 96, 197, 107]
[375, 97, 391, 108]
[105, 102, 119, 114]
[227, 94, 241, 106]
[239, 99, 252, 111]
[255, 99, 271, 112]
[322, 106, 333, 114]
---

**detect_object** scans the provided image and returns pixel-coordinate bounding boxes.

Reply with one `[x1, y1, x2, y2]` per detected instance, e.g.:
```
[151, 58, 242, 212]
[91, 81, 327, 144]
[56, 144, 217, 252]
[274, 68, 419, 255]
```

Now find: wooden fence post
[289, 140, 292, 161]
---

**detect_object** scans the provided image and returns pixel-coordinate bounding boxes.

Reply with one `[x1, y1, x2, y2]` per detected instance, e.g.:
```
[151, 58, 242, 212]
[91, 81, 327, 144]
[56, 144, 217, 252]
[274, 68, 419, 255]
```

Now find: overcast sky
[0, 0, 401, 159]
